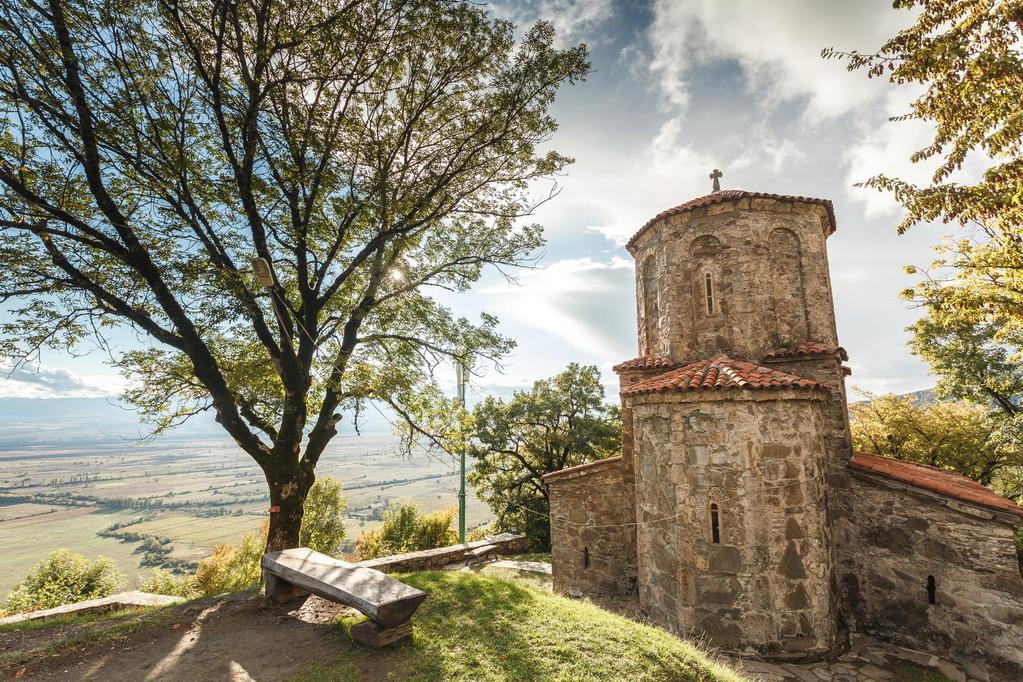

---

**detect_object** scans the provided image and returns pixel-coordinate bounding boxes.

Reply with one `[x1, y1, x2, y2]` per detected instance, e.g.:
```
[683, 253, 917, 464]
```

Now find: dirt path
[7, 593, 366, 681]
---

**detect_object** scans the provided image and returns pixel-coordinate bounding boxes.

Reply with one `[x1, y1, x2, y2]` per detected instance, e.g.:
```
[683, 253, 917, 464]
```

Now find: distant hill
[849, 388, 938, 406]
[0, 396, 394, 449]
[902, 388, 938, 406]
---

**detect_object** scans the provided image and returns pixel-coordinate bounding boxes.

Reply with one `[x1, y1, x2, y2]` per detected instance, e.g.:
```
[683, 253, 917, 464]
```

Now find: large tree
[467, 363, 621, 550]
[824, 0, 1023, 341]
[0, 0, 589, 550]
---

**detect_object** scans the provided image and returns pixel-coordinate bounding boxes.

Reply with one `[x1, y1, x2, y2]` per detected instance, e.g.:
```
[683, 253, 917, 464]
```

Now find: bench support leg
[350, 618, 413, 647]
[264, 571, 310, 603]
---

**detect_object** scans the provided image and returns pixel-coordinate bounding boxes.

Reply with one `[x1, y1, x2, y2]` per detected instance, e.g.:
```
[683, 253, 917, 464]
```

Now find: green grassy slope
[298, 571, 745, 682]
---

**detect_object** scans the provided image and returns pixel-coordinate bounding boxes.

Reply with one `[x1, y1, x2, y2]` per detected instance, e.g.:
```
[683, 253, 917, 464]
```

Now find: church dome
[626, 189, 836, 256]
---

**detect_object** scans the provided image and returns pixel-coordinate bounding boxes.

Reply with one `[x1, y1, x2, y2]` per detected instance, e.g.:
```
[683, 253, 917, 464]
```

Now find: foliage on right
[467, 364, 621, 550]
[850, 393, 1022, 501]
[825, 0, 1023, 340]
[829, 0, 1023, 528]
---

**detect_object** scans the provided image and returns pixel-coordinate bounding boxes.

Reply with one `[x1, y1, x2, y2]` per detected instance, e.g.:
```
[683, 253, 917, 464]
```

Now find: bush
[355, 501, 458, 560]
[143, 478, 348, 598]
[140, 569, 198, 599]
[466, 523, 493, 542]
[300, 477, 347, 556]
[4, 549, 124, 614]
[143, 526, 264, 598]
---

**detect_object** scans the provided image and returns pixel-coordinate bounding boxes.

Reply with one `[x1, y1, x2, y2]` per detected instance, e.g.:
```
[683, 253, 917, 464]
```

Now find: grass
[505, 552, 551, 563]
[0, 605, 157, 635]
[293, 571, 744, 682]
[0, 604, 175, 668]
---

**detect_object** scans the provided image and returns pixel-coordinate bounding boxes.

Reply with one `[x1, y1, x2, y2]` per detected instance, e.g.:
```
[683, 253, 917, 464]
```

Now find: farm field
[0, 432, 492, 597]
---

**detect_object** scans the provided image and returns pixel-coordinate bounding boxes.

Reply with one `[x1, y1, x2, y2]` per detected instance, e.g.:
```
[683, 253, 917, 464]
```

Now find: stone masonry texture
[544, 191, 1023, 679]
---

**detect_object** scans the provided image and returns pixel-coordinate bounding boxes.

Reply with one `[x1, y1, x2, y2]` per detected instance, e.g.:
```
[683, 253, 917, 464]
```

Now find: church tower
[616, 178, 851, 657]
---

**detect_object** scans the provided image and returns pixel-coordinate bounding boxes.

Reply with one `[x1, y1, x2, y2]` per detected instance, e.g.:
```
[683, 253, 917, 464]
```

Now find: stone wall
[629, 389, 838, 657]
[837, 474, 1023, 680]
[631, 197, 838, 363]
[358, 533, 528, 573]
[546, 458, 636, 597]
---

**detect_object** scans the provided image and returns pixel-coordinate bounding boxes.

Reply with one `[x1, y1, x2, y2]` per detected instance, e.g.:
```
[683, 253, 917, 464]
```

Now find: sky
[0, 0, 951, 407]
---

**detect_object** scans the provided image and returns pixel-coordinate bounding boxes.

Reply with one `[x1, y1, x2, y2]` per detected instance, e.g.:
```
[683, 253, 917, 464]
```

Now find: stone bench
[261, 547, 428, 647]
[464, 544, 499, 566]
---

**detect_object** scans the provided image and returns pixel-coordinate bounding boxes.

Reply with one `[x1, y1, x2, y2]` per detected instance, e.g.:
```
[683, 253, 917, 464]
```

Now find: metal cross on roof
[710, 168, 723, 192]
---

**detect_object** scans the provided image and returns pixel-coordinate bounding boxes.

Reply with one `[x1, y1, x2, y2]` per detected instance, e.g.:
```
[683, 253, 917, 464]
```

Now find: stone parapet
[357, 533, 527, 574]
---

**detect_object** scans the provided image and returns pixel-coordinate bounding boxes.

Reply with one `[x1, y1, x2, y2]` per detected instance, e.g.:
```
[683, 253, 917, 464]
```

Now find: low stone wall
[0, 590, 183, 625]
[357, 533, 527, 573]
[546, 457, 635, 597]
[837, 473, 1023, 681]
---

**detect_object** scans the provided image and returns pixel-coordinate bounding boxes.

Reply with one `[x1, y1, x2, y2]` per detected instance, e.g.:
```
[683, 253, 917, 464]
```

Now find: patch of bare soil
[4, 592, 366, 681]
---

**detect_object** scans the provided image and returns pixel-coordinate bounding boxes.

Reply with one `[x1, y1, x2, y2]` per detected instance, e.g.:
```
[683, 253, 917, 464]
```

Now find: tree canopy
[0, 0, 589, 549]
[825, 0, 1023, 340]
[467, 363, 621, 550]
[850, 392, 1022, 496]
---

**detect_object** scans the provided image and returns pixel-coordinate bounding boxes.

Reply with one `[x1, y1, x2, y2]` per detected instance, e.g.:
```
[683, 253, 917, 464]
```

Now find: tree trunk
[265, 467, 315, 553]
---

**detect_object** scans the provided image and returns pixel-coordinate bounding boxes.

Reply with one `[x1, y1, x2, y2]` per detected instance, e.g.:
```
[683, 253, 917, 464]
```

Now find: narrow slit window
[583, 547, 590, 569]
[710, 504, 720, 544]
[704, 273, 715, 315]
[927, 575, 936, 605]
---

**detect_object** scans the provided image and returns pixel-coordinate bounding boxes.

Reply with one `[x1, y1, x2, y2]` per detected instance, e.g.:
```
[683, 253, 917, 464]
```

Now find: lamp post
[455, 360, 468, 544]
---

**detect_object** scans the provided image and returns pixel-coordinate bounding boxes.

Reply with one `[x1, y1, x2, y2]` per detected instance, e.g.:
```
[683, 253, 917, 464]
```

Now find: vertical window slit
[927, 575, 936, 605]
[583, 546, 590, 569]
[710, 503, 720, 544]
[705, 273, 715, 315]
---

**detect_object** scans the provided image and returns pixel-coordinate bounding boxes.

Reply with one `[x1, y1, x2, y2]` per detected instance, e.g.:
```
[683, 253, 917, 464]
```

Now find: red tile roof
[612, 355, 676, 372]
[542, 456, 621, 482]
[627, 190, 837, 253]
[763, 342, 849, 362]
[621, 356, 826, 397]
[850, 451, 1023, 519]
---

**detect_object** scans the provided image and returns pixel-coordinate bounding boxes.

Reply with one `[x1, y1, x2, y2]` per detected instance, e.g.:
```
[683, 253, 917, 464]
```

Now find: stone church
[543, 184, 1023, 679]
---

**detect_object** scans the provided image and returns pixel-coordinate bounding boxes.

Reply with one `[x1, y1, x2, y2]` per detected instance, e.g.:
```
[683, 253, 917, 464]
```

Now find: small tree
[467, 363, 621, 550]
[300, 477, 348, 556]
[355, 501, 457, 559]
[4, 549, 124, 614]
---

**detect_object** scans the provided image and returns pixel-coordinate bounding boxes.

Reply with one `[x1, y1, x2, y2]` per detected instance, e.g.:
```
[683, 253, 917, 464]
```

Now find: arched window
[704, 272, 715, 315]
[709, 503, 721, 544]
[927, 575, 936, 605]
[642, 256, 659, 353]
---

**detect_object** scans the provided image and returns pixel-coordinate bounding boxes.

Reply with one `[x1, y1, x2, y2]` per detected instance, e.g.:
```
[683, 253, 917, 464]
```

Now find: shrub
[466, 524, 494, 542]
[192, 530, 264, 596]
[300, 477, 347, 556]
[142, 478, 348, 598]
[355, 501, 458, 560]
[140, 569, 198, 599]
[4, 549, 124, 614]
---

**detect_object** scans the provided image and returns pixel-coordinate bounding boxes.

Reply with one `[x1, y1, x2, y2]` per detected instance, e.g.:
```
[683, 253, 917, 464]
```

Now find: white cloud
[481, 256, 635, 359]
[0, 360, 123, 398]
[492, 0, 614, 48]
[646, 0, 910, 120]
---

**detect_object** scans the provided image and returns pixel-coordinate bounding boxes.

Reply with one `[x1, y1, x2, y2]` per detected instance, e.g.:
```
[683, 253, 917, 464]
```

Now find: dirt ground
[4, 592, 360, 681]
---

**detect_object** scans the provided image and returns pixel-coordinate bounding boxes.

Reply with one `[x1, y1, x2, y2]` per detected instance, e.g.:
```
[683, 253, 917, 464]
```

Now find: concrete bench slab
[261, 548, 428, 632]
